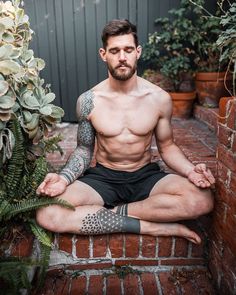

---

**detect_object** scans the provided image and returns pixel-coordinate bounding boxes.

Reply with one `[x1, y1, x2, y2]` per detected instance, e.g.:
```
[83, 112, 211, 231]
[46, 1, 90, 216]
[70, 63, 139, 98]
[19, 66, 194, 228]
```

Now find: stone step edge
[49, 250, 205, 270]
[45, 263, 208, 277]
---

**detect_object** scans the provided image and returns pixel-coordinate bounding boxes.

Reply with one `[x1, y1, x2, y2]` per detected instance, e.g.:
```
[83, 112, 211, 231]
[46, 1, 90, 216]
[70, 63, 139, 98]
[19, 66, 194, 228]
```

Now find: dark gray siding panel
[24, 0, 183, 121]
[74, 0, 89, 96]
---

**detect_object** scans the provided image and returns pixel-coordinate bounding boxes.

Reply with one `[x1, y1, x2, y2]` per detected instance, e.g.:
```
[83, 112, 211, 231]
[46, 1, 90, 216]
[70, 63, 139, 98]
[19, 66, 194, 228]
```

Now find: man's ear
[136, 45, 142, 60]
[99, 48, 106, 62]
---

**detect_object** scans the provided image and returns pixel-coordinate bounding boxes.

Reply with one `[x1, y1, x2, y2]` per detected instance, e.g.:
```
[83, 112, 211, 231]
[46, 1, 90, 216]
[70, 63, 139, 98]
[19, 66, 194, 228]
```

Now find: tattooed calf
[80, 208, 140, 235]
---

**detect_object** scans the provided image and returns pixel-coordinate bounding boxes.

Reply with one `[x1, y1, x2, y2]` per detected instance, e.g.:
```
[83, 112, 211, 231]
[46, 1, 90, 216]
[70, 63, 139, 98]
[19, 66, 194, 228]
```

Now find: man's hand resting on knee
[187, 163, 215, 188]
[36, 173, 68, 197]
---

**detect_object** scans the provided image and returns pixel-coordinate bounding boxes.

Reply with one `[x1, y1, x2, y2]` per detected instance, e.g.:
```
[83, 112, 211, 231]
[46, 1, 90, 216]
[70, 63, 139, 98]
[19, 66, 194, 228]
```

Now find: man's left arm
[155, 94, 215, 188]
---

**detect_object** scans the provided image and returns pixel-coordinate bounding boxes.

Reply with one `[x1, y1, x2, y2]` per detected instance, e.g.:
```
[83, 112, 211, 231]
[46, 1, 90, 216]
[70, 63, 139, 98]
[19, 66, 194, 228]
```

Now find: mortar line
[155, 272, 163, 295]
[138, 274, 144, 295]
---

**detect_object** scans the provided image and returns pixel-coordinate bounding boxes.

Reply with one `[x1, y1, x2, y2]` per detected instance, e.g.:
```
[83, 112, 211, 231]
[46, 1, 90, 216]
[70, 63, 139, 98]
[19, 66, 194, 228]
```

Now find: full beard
[108, 62, 137, 81]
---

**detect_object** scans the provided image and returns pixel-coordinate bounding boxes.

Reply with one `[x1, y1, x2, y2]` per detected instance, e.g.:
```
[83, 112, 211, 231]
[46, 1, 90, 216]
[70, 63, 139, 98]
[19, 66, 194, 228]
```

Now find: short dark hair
[101, 19, 138, 49]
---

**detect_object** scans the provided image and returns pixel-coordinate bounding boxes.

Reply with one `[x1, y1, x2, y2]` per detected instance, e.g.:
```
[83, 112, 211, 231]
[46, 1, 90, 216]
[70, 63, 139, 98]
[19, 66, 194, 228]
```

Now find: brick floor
[36, 267, 216, 295]
[42, 114, 218, 295]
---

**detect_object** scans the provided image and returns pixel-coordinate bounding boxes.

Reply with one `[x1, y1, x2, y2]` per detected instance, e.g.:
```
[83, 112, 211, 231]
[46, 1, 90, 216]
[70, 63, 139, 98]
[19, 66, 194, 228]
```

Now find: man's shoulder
[76, 89, 95, 119]
[139, 76, 171, 103]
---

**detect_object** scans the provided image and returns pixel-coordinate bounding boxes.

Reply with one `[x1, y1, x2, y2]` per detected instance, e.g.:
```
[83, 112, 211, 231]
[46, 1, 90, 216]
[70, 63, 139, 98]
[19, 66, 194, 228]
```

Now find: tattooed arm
[36, 90, 95, 197]
[59, 91, 95, 184]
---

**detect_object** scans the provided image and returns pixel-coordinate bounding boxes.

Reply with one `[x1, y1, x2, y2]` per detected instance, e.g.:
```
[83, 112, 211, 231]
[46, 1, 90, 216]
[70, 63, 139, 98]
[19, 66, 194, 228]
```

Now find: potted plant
[142, 0, 200, 118]
[189, 0, 231, 107]
[216, 0, 236, 98]
[216, 0, 236, 121]
[0, 1, 73, 292]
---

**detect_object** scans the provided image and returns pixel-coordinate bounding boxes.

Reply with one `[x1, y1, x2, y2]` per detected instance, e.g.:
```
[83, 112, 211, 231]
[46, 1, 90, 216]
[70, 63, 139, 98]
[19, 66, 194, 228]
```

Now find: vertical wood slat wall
[24, 0, 181, 121]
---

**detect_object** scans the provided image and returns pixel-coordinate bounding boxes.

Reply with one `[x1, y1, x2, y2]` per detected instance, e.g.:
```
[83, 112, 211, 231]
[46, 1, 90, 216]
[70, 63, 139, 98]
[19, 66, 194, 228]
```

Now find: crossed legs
[36, 174, 214, 244]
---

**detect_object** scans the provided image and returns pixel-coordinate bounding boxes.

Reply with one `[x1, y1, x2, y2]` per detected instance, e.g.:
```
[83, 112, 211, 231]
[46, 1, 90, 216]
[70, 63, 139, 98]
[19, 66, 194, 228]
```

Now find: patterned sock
[116, 204, 128, 216]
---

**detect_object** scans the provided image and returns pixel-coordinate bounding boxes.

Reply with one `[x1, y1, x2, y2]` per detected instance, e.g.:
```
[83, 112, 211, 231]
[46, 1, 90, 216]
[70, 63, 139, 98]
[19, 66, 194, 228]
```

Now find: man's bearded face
[107, 60, 137, 81]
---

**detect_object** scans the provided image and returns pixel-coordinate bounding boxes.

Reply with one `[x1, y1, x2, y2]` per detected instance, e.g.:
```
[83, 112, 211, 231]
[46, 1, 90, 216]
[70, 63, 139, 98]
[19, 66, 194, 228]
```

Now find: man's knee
[187, 188, 214, 218]
[36, 206, 63, 232]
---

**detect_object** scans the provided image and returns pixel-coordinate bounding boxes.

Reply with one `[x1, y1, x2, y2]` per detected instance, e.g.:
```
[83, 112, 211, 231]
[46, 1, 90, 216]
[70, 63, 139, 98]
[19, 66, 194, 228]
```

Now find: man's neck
[108, 73, 139, 94]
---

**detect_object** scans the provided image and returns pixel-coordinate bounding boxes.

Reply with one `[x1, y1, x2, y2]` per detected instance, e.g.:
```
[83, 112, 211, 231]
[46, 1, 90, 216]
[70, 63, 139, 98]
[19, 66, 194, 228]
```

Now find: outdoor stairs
[37, 106, 219, 295]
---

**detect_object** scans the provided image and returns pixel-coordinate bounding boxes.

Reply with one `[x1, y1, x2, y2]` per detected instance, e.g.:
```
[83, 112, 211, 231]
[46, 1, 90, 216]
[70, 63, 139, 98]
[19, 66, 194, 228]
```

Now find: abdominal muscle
[95, 132, 153, 171]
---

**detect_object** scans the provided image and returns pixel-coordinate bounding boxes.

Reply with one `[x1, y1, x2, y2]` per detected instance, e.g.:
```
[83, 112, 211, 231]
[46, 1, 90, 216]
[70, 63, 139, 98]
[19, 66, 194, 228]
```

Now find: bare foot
[141, 221, 201, 244]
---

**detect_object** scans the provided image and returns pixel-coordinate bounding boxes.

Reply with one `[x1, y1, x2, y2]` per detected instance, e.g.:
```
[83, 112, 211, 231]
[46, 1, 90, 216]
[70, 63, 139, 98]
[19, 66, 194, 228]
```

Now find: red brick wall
[209, 97, 236, 293]
[52, 231, 206, 271]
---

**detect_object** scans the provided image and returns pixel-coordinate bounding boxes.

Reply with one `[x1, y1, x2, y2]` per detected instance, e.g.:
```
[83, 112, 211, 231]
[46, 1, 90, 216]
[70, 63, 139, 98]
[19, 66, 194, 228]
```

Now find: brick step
[194, 105, 219, 133]
[51, 224, 207, 270]
[35, 267, 216, 295]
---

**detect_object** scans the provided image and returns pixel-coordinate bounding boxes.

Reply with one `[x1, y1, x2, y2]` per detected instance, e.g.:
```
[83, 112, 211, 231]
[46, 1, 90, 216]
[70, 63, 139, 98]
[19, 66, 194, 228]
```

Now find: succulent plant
[0, 0, 64, 161]
[0, 2, 69, 291]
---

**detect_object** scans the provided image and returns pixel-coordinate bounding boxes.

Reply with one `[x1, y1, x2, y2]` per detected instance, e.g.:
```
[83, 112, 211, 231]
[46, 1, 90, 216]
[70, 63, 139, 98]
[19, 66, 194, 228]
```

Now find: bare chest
[90, 98, 159, 137]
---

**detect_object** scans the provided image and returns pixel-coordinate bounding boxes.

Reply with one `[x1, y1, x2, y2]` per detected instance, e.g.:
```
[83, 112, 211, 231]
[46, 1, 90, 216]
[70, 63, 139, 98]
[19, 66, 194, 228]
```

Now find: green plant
[0, 257, 36, 295]
[216, 1, 236, 97]
[0, 1, 73, 292]
[142, 0, 204, 92]
[142, 0, 228, 90]
[193, 11, 223, 72]
[189, 0, 236, 96]
[187, 0, 229, 73]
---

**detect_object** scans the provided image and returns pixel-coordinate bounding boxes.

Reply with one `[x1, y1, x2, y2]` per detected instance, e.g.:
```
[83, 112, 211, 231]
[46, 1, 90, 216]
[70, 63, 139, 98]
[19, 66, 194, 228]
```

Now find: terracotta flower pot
[169, 91, 196, 119]
[195, 72, 231, 108]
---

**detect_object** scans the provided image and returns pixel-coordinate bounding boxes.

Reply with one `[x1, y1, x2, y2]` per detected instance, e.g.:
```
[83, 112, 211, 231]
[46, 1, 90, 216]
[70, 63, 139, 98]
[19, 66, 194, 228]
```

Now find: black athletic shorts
[78, 162, 168, 208]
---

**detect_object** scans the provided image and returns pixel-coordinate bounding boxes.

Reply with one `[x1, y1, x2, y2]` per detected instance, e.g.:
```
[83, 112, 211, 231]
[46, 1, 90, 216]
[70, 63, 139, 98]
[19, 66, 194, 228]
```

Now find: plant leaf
[0, 17, 14, 29]
[24, 95, 40, 108]
[0, 60, 20, 75]
[28, 58, 45, 71]
[0, 80, 9, 96]
[42, 92, 55, 105]
[49, 105, 64, 119]
[39, 105, 52, 115]
[2, 32, 14, 43]
[0, 44, 13, 59]
[29, 221, 52, 247]
[0, 95, 15, 109]
[26, 113, 39, 130]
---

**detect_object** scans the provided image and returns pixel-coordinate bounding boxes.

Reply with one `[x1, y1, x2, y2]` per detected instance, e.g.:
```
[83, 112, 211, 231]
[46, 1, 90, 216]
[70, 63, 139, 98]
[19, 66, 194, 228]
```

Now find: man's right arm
[37, 90, 95, 196]
[59, 109, 95, 184]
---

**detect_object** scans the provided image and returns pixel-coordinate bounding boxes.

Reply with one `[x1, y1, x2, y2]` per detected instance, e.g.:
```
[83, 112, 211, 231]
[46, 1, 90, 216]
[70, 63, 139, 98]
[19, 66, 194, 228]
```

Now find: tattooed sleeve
[59, 90, 95, 184]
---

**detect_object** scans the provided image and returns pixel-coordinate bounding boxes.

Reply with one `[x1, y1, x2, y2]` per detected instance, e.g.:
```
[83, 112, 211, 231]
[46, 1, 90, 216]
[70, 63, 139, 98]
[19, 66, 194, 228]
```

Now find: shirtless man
[36, 19, 215, 244]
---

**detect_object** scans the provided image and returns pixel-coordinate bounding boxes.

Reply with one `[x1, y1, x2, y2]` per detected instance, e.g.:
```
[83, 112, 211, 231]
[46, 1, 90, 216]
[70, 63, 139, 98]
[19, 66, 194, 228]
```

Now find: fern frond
[0, 257, 35, 294]
[5, 120, 25, 199]
[43, 134, 64, 155]
[7, 198, 74, 219]
[21, 157, 48, 199]
[0, 199, 12, 221]
[35, 242, 51, 291]
[29, 220, 52, 248]
[0, 191, 12, 221]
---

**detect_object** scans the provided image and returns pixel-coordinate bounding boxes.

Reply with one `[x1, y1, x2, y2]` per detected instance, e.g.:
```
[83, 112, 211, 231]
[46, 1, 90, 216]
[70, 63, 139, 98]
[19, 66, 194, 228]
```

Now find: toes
[187, 232, 201, 244]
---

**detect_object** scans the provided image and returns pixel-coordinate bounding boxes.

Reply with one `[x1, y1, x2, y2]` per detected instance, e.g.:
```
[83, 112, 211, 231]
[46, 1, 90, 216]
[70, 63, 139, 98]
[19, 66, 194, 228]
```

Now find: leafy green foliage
[29, 220, 52, 247]
[142, 0, 203, 91]
[142, 0, 226, 91]
[35, 242, 52, 290]
[0, 0, 64, 162]
[0, 257, 36, 295]
[5, 119, 25, 199]
[0, 1, 70, 293]
[188, 0, 236, 96]
[216, 1, 236, 96]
